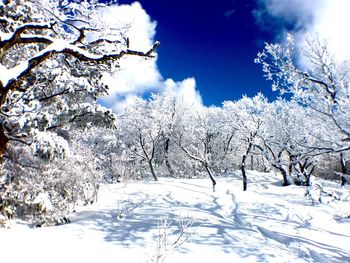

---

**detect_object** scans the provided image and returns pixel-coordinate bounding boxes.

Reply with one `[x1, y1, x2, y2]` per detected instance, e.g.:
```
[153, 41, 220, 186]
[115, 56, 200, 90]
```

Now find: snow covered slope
[1, 171, 350, 263]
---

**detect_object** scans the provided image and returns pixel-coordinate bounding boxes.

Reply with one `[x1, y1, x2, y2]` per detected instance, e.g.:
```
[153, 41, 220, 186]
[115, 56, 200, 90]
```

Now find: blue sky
[116, 0, 276, 106]
[98, 0, 349, 111]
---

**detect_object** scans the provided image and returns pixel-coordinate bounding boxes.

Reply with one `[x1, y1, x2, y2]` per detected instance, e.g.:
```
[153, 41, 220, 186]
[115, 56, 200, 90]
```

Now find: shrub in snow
[147, 216, 195, 263]
[0, 140, 100, 226]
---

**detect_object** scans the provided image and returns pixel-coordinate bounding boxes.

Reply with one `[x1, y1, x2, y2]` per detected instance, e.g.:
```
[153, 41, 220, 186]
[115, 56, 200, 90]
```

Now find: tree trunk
[241, 154, 248, 191]
[203, 163, 216, 192]
[165, 158, 174, 177]
[304, 174, 311, 186]
[241, 163, 247, 191]
[295, 160, 315, 187]
[288, 163, 293, 177]
[340, 152, 347, 187]
[148, 160, 158, 181]
[0, 127, 9, 164]
[241, 142, 253, 191]
[139, 133, 158, 181]
[164, 138, 174, 177]
[278, 167, 290, 186]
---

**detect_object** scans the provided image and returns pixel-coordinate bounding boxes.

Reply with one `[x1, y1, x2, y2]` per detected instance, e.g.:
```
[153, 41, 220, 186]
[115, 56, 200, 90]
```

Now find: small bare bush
[147, 216, 195, 263]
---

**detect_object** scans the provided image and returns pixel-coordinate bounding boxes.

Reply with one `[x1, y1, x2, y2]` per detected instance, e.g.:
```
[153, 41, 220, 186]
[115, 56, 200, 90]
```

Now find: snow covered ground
[1, 171, 350, 263]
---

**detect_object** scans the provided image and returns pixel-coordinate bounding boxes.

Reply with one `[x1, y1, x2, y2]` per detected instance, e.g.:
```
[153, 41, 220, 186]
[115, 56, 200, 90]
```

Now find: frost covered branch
[0, 0, 160, 162]
[116, 196, 148, 219]
[147, 216, 195, 263]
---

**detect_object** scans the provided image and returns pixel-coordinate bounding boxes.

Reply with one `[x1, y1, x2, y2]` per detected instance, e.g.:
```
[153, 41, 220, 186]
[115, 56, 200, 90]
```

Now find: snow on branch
[0, 21, 56, 48]
[0, 39, 160, 90]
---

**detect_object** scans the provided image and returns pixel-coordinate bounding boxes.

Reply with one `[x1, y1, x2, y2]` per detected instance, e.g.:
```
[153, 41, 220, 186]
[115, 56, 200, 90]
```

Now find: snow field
[1, 171, 350, 263]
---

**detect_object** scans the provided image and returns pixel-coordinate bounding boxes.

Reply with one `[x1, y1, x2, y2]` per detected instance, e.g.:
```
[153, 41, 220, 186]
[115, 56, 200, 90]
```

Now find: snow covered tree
[69, 126, 123, 182]
[255, 99, 319, 186]
[0, 0, 159, 163]
[0, 0, 159, 224]
[255, 34, 350, 153]
[173, 107, 222, 190]
[117, 88, 215, 182]
[119, 97, 162, 181]
[223, 94, 268, 191]
[256, 34, 350, 185]
[148, 89, 182, 178]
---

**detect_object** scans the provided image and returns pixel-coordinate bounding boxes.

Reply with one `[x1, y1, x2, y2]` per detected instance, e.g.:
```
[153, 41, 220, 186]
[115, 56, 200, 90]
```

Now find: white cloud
[101, 55, 162, 105]
[255, 0, 316, 26]
[164, 77, 203, 108]
[97, 2, 163, 109]
[96, 2, 204, 113]
[109, 77, 203, 114]
[99, 2, 156, 50]
[255, 0, 350, 59]
[310, 0, 350, 59]
[111, 94, 140, 114]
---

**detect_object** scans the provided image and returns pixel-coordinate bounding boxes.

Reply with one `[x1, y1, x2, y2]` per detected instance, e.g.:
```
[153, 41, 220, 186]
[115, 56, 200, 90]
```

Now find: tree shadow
[67, 178, 350, 262]
[238, 196, 350, 262]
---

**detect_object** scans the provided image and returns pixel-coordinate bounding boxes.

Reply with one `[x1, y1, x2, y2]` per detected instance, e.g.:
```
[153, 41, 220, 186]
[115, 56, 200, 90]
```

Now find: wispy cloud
[224, 9, 236, 18]
[254, 0, 350, 60]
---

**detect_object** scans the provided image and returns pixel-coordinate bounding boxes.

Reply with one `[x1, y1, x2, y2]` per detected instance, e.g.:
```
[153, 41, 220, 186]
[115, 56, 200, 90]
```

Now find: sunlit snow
[1, 172, 349, 263]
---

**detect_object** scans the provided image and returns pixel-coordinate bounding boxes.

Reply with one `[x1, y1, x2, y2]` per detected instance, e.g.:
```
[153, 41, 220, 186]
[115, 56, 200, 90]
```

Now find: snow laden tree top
[255, 34, 350, 153]
[0, 0, 159, 161]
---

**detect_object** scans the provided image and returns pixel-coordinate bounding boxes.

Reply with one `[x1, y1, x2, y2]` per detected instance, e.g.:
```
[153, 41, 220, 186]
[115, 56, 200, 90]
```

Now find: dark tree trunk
[241, 154, 248, 191]
[165, 158, 174, 177]
[240, 142, 253, 191]
[295, 159, 315, 186]
[241, 162, 247, 191]
[139, 133, 158, 181]
[164, 138, 174, 177]
[288, 163, 293, 177]
[0, 127, 9, 164]
[148, 160, 158, 181]
[340, 152, 347, 187]
[203, 163, 216, 192]
[340, 176, 347, 187]
[278, 167, 290, 186]
[340, 152, 347, 174]
[305, 163, 315, 187]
